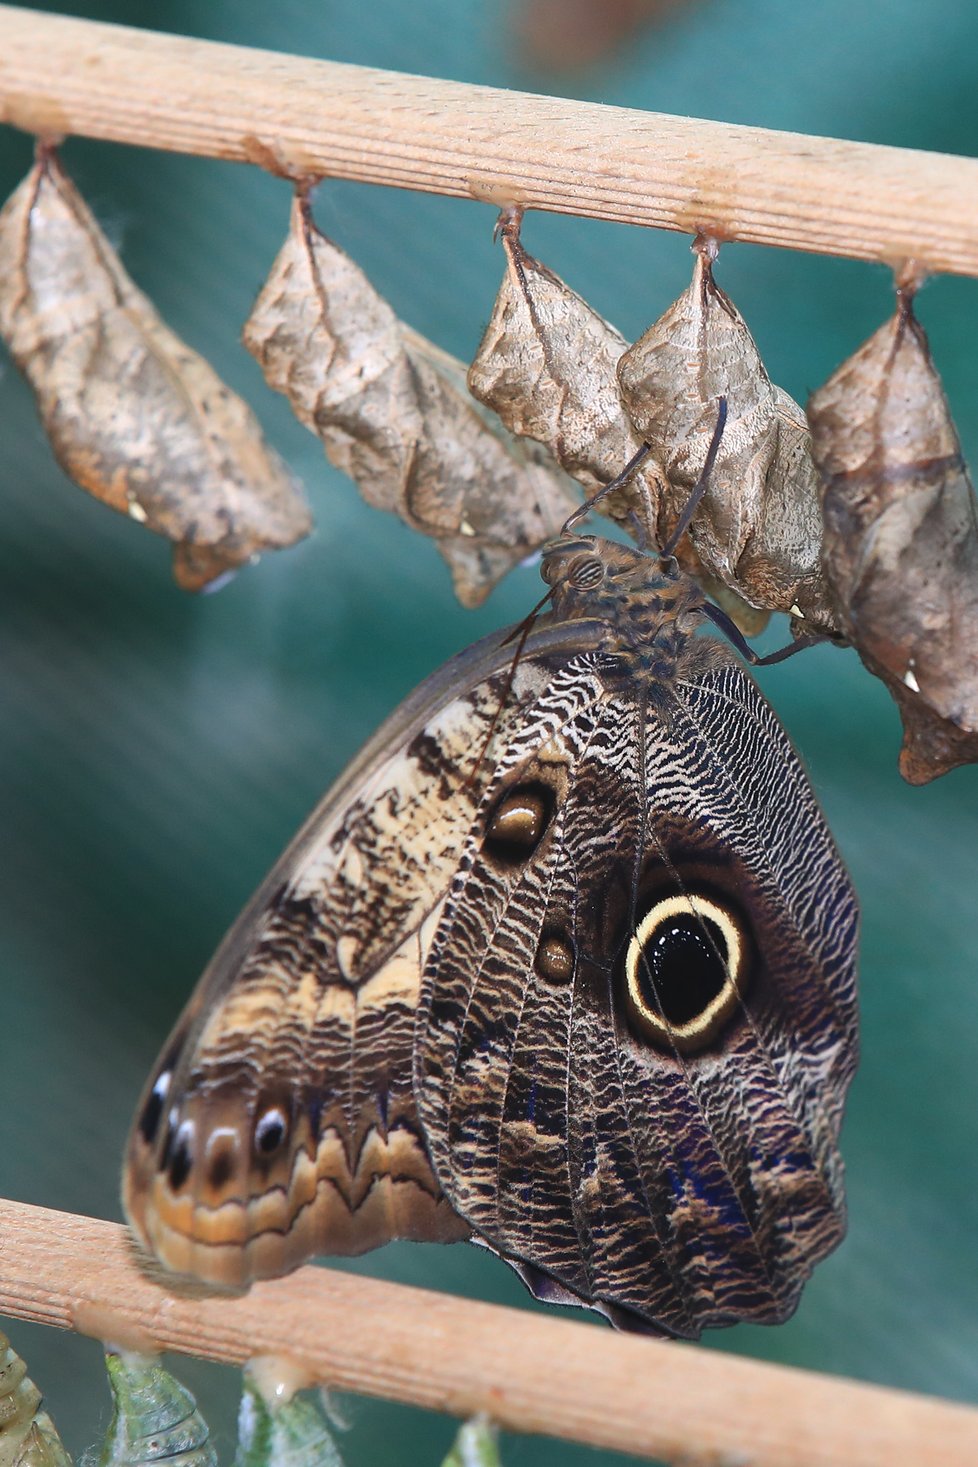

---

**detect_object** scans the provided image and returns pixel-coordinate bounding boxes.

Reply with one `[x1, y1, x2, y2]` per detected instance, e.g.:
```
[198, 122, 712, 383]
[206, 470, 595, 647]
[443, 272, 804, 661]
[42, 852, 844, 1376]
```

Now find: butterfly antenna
[659, 396, 728, 560]
[465, 585, 555, 789]
[561, 441, 656, 535]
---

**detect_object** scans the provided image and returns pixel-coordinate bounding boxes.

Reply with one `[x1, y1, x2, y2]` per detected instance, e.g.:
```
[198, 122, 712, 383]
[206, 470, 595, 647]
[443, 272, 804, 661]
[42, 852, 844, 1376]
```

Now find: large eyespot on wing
[622, 887, 751, 1055]
[613, 661, 858, 1333]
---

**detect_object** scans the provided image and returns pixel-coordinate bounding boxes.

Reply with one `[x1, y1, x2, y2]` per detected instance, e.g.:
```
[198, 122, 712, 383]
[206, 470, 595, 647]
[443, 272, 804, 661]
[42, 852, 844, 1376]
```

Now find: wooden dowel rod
[1, 1201, 977, 1467]
[1, 9, 978, 277]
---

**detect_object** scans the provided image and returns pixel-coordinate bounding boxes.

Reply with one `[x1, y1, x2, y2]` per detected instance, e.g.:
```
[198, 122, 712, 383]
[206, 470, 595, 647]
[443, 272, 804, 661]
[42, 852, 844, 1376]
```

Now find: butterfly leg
[700, 600, 824, 665]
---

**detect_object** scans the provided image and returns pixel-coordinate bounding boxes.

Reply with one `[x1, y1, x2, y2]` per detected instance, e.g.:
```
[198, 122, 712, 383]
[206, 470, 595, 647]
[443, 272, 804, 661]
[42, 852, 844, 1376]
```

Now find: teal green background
[2, 2, 978, 1463]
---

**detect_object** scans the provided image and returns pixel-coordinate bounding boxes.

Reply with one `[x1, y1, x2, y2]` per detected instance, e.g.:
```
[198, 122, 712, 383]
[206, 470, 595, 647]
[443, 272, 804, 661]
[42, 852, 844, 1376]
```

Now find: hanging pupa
[441, 1416, 502, 1467]
[468, 212, 765, 632]
[617, 236, 837, 633]
[99, 1352, 216, 1467]
[0, 148, 311, 591]
[243, 187, 577, 608]
[807, 281, 978, 782]
[0, 1329, 71, 1467]
[234, 1366, 344, 1467]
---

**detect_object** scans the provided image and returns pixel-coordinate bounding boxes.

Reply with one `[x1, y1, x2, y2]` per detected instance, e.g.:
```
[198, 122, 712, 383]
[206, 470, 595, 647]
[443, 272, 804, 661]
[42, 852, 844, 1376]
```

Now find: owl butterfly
[124, 437, 859, 1338]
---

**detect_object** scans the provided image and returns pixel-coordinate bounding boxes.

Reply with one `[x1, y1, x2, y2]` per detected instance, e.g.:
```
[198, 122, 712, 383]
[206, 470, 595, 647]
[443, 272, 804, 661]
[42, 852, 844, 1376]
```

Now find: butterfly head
[540, 534, 704, 647]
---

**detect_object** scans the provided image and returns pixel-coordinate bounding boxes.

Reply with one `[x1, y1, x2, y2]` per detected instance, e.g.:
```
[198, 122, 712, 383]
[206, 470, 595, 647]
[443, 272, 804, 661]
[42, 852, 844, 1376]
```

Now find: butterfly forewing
[123, 623, 605, 1286]
[416, 598, 858, 1338]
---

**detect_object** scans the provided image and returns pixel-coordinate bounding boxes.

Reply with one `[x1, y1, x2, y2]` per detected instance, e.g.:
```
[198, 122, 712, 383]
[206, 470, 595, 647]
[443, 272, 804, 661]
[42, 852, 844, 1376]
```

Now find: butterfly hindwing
[416, 632, 858, 1338]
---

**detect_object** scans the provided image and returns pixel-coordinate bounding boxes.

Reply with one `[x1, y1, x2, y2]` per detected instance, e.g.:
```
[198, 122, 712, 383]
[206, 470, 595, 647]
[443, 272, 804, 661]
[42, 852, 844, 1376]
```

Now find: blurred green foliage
[2, 3, 978, 1467]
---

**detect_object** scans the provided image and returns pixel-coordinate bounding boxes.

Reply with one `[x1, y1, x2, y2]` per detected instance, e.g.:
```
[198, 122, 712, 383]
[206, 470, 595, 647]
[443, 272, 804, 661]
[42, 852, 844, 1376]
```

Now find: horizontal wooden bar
[1, 8, 978, 275]
[1, 1200, 977, 1465]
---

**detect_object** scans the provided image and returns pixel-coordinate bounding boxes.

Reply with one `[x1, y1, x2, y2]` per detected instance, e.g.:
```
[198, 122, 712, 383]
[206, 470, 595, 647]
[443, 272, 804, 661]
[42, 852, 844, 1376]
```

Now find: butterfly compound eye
[567, 554, 604, 590]
[623, 892, 749, 1055]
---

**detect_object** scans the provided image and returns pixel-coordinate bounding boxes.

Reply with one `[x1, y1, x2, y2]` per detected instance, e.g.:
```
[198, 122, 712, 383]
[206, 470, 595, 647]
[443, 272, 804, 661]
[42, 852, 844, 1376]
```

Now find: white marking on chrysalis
[247, 1353, 316, 1408]
[237, 1387, 259, 1448]
[904, 666, 920, 692]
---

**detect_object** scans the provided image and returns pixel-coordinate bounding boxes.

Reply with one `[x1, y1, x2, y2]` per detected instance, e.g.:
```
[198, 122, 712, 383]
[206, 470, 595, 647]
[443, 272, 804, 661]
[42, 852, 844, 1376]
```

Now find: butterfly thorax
[540, 534, 707, 676]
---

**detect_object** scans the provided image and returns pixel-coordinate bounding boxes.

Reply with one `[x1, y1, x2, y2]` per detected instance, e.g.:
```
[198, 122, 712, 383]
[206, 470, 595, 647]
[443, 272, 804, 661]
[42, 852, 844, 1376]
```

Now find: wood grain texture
[1, 7, 978, 274]
[1, 1199, 978, 1467]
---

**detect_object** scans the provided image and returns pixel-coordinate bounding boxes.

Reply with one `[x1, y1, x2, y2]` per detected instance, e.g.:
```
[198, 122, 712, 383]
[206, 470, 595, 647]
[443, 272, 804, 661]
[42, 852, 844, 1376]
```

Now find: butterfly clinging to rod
[124, 407, 858, 1338]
